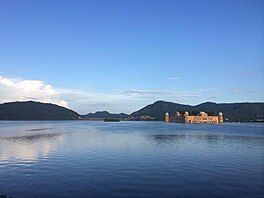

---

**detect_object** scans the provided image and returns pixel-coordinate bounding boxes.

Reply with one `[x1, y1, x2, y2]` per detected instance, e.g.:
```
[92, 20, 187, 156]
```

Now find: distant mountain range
[0, 100, 263, 122]
[0, 101, 79, 120]
[130, 101, 264, 122]
[82, 111, 128, 120]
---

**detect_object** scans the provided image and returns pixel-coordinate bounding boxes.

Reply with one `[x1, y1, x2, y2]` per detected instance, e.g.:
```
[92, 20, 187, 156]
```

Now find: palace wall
[185, 115, 220, 124]
[165, 111, 223, 124]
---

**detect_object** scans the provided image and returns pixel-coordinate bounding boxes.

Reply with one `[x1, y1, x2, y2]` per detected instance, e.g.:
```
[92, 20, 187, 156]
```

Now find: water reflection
[0, 121, 263, 198]
[0, 132, 67, 162]
[147, 133, 264, 145]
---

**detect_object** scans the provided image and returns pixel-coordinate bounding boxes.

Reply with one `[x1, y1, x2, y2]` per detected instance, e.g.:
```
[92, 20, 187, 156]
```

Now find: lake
[0, 121, 263, 198]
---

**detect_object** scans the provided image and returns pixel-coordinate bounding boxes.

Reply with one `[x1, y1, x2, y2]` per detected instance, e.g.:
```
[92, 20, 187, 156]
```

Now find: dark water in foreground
[0, 121, 263, 198]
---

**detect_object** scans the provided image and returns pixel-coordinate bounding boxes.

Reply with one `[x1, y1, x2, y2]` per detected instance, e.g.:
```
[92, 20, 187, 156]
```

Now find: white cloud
[232, 88, 257, 94]
[122, 90, 173, 96]
[168, 76, 181, 81]
[0, 75, 220, 114]
[58, 88, 148, 114]
[59, 88, 208, 114]
[0, 75, 68, 107]
[120, 89, 204, 98]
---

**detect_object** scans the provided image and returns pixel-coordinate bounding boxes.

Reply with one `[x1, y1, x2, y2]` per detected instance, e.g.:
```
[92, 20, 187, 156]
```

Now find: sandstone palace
[165, 111, 223, 124]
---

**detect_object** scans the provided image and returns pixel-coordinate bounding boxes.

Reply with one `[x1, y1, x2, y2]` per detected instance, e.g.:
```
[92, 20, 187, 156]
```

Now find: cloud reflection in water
[0, 132, 67, 162]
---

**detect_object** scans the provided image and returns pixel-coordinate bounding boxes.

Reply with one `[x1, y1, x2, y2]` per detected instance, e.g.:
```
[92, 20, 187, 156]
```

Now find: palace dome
[199, 111, 208, 116]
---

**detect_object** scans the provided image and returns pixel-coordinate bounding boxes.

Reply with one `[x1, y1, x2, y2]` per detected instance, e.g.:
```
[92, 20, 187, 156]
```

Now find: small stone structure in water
[165, 111, 223, 124]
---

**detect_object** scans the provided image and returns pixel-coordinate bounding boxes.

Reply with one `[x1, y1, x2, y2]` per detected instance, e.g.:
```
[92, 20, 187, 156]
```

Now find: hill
[1, 100, 263, 122]
[130, 101, 264, 122]
[0, 101, 79, 120]
[82, 111, 128, 120]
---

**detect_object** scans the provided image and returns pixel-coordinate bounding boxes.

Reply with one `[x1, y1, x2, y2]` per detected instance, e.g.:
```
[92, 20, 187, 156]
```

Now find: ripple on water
[0, 121, 263, 198]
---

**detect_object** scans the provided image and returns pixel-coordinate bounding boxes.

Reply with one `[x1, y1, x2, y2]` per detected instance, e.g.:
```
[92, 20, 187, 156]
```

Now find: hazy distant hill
[130, 101, 264, 122]
[82, 111, 128, 120]
[1, 100, 263, 122]
[0, 101, 79, 120]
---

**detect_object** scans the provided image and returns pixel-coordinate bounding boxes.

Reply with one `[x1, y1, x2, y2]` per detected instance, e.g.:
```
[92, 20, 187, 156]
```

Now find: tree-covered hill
[130, 101, 264, 122]
[0, 101, 79, 120]
[1, 100, 263, 122]
[82, 111, 128, 120]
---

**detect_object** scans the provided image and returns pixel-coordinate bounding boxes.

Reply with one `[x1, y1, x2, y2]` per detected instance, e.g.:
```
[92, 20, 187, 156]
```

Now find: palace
[165, 111, 223, 124]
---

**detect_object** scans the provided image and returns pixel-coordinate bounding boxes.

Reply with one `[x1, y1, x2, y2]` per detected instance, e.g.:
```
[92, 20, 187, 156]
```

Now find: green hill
[82, 111, 128, 120]
[130, 101, 264, 122]
[1, 100, 263, 122]
[0, 101, 79, 120]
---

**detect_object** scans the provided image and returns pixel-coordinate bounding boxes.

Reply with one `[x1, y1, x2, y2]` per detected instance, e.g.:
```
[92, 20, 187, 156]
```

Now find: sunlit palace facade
[165, 111, 223, 124]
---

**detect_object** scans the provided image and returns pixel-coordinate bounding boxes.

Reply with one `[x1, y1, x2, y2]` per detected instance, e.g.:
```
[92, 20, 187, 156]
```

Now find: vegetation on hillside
[130, 101, 264, 122]
[82, 111, 128, 119]
[0, 101, 79, 120]
[1, 100, 263, 122]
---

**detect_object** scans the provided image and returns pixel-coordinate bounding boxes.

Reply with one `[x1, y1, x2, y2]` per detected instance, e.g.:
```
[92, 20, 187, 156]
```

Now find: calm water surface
[0, 121, 263, 198]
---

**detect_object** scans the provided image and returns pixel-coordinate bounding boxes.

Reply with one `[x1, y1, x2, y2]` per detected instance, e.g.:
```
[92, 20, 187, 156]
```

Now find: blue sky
[0, 0, 263, 113]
